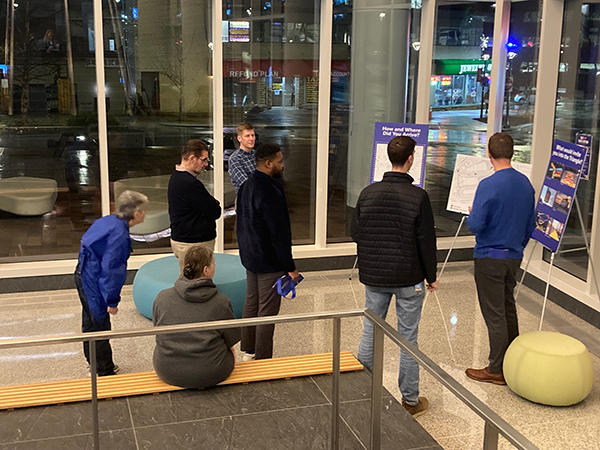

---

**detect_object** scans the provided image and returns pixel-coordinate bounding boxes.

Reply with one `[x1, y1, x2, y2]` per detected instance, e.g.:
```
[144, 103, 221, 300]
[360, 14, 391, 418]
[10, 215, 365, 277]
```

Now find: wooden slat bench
[0, 351, 363, 411]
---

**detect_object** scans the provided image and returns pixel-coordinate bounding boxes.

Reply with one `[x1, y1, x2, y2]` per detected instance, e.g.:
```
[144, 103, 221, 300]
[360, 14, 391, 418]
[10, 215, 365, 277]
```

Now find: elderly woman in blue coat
[75, 190, 148, 376]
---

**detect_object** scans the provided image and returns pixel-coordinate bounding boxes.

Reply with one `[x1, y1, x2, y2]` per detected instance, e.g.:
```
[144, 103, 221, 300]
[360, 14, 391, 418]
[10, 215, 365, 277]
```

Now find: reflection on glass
[326, 1, 421, 243]
[104, 0, 214, 253]
[507, 0, 542, 150]
[428, 2, 495, 238]
[0, 0, 102, 260]
[223, 1, 319, 249]
[548, 1, 600, 281]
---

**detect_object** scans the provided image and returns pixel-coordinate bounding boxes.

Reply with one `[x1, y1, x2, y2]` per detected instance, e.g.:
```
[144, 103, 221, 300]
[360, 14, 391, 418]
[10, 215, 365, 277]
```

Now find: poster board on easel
[370, 122, 429, 188]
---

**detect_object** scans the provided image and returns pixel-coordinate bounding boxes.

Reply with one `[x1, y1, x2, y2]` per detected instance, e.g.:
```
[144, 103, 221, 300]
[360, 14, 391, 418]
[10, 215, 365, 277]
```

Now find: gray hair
[116, 190, 148, 221]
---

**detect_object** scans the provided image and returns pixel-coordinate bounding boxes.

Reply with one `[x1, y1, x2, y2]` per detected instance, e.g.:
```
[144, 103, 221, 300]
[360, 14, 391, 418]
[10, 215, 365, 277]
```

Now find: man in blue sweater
[466, 132, 536, 385]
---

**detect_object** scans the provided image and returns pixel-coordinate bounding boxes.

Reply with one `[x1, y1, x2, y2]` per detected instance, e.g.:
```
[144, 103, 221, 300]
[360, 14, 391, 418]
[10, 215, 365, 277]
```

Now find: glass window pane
[0, 0, 101, 260]
[549, 1, 600, 281]
[105, 0, 213, 254]
[428, 2, 495, 238]
[223, 1, 320, 249]
[507, 1, 542, 150]
[326, 0, 421, 243]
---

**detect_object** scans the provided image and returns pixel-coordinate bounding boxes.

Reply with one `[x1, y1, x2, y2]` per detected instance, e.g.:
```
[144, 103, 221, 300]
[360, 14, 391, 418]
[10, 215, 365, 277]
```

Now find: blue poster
[532, 139, 587, 253]
[370, 122, 429, 188]
[576, 133, 593, 180]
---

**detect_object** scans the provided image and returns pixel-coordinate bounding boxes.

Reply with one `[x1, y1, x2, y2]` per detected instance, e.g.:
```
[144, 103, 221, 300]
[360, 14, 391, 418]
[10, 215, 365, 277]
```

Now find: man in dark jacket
[75, 190, 148, 376]
[237, 144, 300, 360]
[168, 139, 222, 273]
[352, 136, 438, 418]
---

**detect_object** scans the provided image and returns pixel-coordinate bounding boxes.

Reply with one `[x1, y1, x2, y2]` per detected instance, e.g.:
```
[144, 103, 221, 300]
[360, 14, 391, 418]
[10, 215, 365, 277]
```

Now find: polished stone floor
[2, 262, 600, 449]
[0, 371, 441, 450]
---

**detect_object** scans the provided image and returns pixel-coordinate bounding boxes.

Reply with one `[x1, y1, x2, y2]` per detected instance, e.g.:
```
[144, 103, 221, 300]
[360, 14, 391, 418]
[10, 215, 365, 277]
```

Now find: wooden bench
[0, 351, 363, 411]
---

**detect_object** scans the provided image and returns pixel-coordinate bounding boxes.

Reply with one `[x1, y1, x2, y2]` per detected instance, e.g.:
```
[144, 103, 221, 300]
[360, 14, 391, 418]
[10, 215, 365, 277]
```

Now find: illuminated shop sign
[229, 21, 250, 42]
[434, 59, 492, 76]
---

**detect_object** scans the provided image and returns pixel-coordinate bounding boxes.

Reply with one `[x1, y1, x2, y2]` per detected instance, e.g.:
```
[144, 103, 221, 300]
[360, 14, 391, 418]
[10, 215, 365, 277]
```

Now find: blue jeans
[358, 283, 426, 406]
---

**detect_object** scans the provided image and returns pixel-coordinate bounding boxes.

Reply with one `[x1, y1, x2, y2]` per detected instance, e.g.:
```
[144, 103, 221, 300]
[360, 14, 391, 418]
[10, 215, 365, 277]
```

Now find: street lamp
[504, 39, 519, 128]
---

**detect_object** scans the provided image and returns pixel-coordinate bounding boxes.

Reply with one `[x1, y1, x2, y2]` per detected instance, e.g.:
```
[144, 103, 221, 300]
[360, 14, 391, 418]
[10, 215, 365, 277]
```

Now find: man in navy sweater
[237, 144, 299, 360]
[168, 140, 221, 273]
[466, 132, 536, 385]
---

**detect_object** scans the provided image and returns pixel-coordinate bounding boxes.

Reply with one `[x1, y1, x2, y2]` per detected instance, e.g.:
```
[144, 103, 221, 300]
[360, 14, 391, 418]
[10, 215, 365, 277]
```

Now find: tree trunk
[178, 88, 183, 122]
[21, 0, 30, 122]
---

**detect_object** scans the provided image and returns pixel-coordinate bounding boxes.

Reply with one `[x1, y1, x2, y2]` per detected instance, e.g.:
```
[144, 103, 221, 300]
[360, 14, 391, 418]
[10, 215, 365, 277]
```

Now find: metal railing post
[331, 317, 341, 450]
[89, 340, 100, 450]
[483, 422, 499, 450]
[370, 323, 384, 450]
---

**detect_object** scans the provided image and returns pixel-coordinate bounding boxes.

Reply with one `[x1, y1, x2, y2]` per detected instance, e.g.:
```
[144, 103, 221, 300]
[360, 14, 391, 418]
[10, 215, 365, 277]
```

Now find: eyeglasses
[198, 157, 209, 163]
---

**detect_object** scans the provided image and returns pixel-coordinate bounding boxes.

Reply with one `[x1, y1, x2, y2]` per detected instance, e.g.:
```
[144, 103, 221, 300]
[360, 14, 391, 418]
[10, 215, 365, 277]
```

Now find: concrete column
[346, 1, 411, 208]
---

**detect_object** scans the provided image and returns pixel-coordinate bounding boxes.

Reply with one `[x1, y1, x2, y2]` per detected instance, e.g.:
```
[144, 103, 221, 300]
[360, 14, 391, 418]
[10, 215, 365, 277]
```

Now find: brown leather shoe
[465, 367, 506, 385]
[402, 396, 429, 418]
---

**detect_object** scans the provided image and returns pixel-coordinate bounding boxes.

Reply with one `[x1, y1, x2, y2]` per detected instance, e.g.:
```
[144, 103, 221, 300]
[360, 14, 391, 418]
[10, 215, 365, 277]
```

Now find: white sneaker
[242, 352, 256, 361]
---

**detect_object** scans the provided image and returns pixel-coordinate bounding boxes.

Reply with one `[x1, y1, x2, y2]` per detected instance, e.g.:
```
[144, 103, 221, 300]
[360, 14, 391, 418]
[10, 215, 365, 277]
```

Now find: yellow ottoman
[503, 331, 594, 406]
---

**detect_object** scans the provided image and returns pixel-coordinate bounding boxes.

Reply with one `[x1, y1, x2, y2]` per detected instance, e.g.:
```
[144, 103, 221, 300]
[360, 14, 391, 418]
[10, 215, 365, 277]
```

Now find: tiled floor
[0, 371, 441, 450]
[2, 262, 600, 449]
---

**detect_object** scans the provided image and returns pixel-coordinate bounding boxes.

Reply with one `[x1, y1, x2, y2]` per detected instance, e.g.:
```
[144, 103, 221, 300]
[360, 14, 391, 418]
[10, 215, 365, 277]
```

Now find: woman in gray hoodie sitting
[152, 245, 241, 388]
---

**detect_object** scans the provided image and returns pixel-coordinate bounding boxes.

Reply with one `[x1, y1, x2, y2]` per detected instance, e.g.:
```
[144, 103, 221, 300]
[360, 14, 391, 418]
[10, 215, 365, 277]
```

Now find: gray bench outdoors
[0, 177, 58, 216]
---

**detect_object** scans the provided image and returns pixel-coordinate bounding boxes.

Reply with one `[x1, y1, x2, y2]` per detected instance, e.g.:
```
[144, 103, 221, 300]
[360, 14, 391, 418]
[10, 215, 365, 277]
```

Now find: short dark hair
[488, 132, 514, 160]
[182, 244, 214, 280]
[255, 143, 281, 165]
[181, 139, 208, 160]
[237, 122, 254, 136]
[387, 136, 416, 167]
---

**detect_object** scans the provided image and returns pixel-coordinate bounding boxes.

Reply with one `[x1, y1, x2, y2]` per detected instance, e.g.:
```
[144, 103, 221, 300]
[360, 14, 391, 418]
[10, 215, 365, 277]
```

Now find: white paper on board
[372, 144, 424, 187]
[446, 154, 532, 215]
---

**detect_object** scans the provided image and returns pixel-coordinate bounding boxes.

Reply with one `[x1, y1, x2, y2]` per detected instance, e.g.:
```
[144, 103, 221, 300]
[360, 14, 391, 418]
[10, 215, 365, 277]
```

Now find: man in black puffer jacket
[352, 135, 438, 418]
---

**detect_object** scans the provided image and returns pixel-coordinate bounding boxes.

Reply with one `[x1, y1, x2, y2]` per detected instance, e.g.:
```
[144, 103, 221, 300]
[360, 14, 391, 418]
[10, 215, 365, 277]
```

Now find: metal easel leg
[349, 256, 359, 280]
[539, 252, 555, 331]
[514, 240, 538, 302]
[438, 215, 466, 280]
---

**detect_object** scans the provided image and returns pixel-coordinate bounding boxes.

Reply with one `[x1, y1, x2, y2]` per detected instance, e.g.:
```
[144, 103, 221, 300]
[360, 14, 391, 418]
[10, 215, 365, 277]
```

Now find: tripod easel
[515, 196, 600, 331]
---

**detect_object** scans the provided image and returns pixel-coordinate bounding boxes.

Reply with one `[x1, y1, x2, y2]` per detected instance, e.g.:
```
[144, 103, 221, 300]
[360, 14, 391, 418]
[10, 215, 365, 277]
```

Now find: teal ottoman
[503, 331, 594, 406]
[133, 254, 247, 319]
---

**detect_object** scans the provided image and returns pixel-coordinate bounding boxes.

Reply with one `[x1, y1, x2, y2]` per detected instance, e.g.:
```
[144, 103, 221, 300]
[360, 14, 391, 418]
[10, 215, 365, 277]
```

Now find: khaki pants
[170, 239, 215, 275]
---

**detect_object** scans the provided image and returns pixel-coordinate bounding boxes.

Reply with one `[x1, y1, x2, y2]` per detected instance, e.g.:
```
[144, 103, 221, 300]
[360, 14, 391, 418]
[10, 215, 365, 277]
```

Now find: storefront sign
[306, 77, 318, 103]
[576, 133, 593, 180]
[229, 21, 250, 42]
[532, 139, 587, 253]
[371, 123, 429, 188]
[224, 59, 348, 79]
[434, 59, 492, 76]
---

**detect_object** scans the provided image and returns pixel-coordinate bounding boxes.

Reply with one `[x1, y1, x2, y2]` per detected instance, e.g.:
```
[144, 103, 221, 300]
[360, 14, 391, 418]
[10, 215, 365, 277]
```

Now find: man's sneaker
[242, 352, 256, 361]
[402, 396, 429, 418]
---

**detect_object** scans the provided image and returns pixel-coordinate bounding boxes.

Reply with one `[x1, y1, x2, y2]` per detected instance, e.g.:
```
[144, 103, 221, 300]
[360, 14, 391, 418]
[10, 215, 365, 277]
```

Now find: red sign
[505, 76, 514, 92]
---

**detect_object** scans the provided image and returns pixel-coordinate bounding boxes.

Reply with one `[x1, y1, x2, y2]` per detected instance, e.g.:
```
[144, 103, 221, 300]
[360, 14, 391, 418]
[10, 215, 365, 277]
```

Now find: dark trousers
[474, 258, 521, 373]
[241, 270, 285, 359]
[74, 270, 116, 376]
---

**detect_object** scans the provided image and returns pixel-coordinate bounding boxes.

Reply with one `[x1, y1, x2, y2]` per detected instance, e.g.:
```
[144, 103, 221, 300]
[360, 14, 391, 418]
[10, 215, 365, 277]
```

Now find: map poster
[532, 139, 587, 253]
[576, 133, 593, 180]
[370, 122, 429, 188]
[446, 155, 532, 215]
